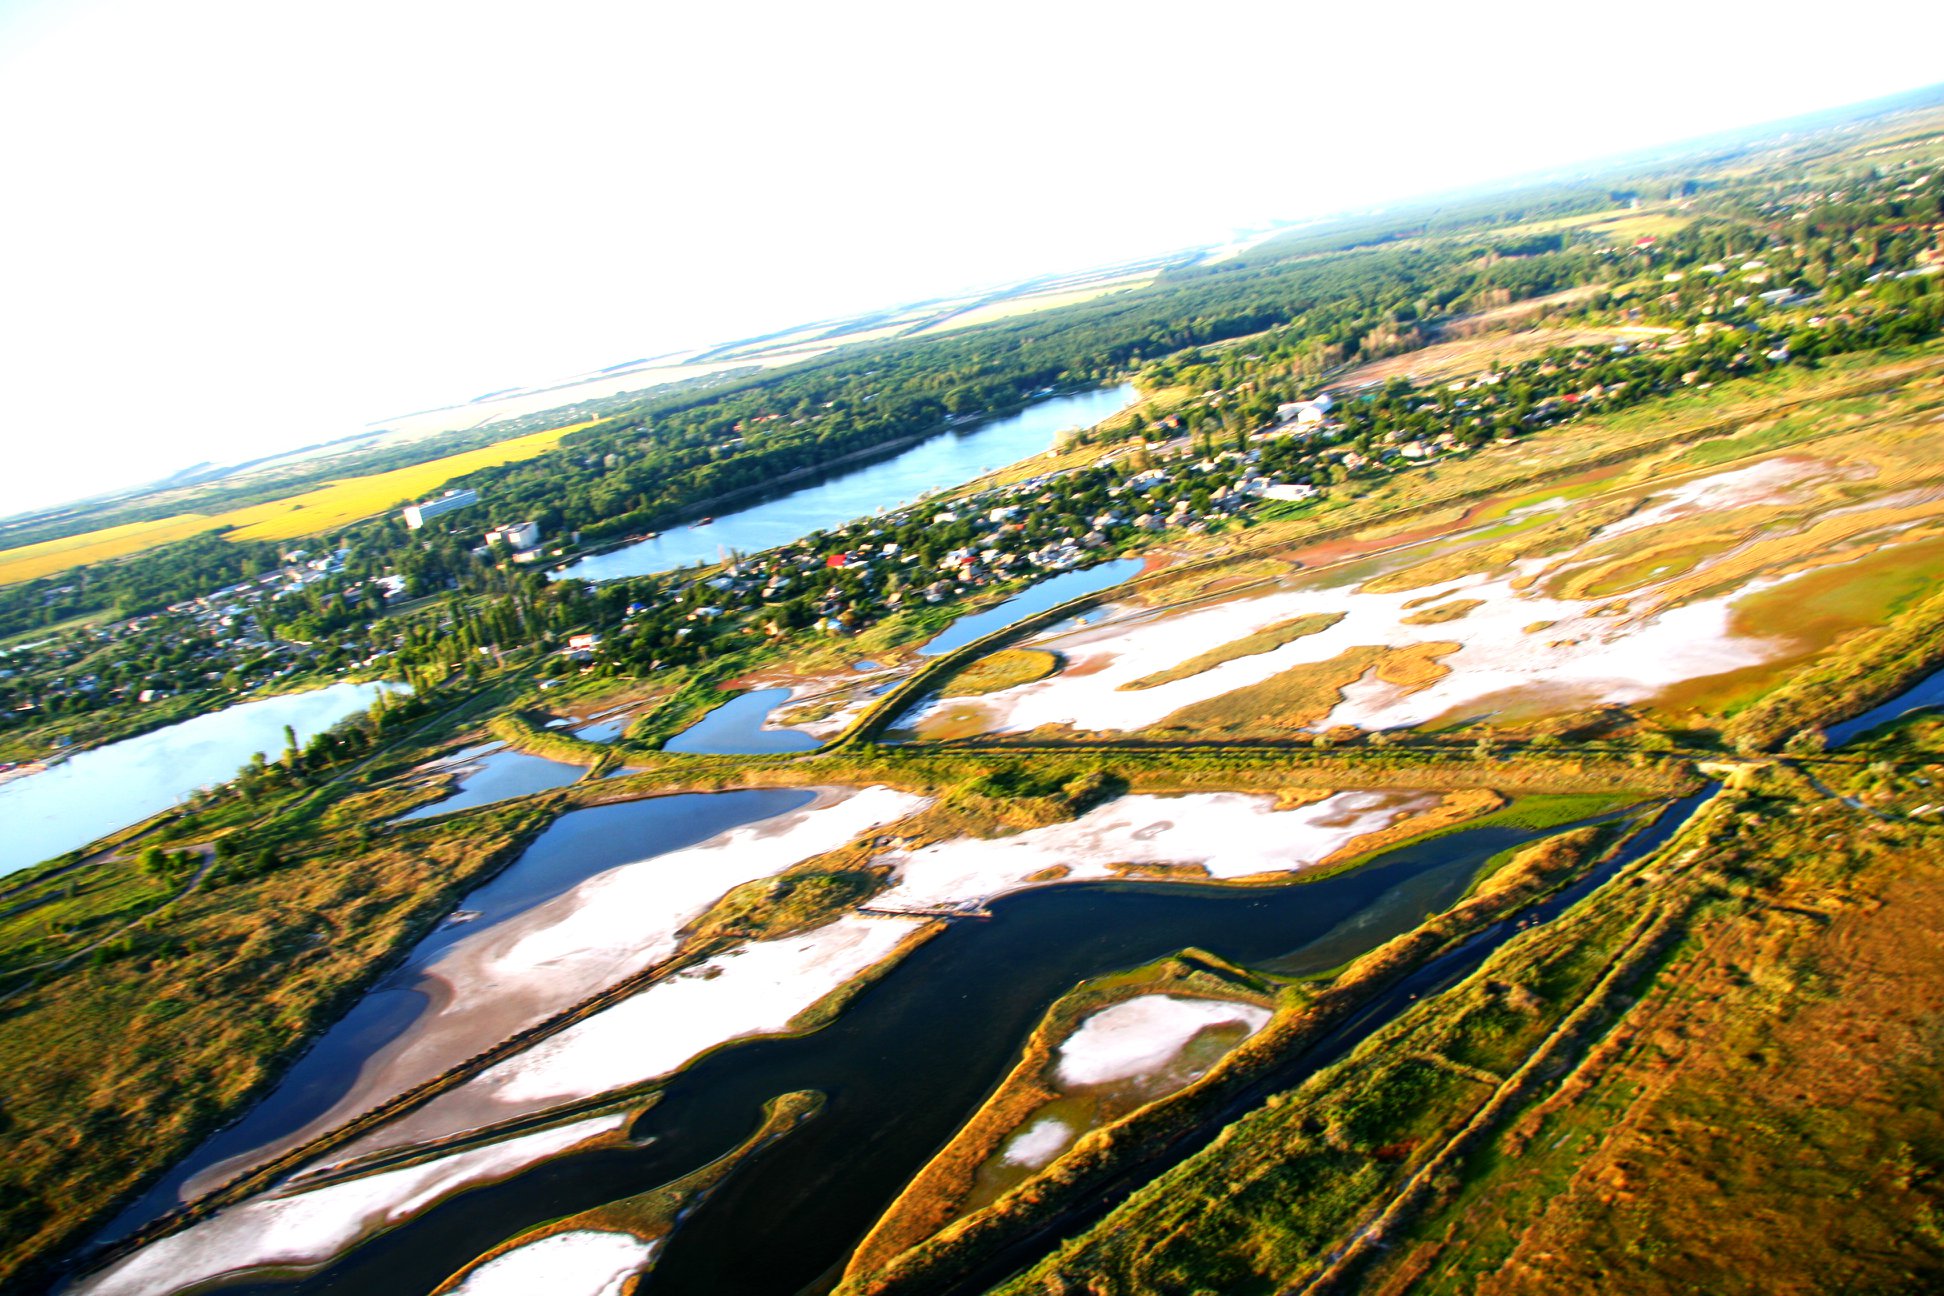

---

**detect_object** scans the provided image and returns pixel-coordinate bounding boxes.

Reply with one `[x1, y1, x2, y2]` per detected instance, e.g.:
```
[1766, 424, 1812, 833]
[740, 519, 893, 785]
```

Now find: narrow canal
[212, 794, 1699, 1296]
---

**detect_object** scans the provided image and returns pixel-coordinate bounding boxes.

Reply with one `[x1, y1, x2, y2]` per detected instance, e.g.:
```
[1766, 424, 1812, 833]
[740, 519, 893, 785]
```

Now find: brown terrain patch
[1371, 808, 1944, 1296]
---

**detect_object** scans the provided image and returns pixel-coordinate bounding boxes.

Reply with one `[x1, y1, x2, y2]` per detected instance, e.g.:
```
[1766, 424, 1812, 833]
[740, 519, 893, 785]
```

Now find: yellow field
[1486, 204, 1694, 246]
[915, 275, 1155, 336]
[0, 516, 239, 585]
[0, 420, 596, 586]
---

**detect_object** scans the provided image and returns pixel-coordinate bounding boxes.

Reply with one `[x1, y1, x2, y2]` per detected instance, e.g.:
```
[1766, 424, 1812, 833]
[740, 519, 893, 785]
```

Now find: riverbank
[842, 796, 1697, 1296]
[846, 950, 1276, 1278]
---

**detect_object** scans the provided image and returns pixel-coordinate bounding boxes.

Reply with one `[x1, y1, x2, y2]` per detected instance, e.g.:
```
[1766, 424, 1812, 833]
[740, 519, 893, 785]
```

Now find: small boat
[694, 516, 714, 527]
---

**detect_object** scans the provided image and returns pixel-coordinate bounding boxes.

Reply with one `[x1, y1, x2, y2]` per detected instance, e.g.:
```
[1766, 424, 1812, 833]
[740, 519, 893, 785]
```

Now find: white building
[402, 489, 480, 529]
[485, 520, 541, 551]
[1257, 482, 1318, 502]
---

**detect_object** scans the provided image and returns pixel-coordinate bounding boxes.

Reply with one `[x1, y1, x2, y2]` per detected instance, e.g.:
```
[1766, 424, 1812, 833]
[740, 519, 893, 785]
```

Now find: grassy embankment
[847, 951, 1275, 1279]
[989, 764, 1944, 1296]
[838, 810, 1650, 1295]
[484, 711, 618, 775]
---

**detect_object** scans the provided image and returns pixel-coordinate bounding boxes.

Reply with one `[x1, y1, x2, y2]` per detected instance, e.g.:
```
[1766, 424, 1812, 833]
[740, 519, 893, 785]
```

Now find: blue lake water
[0, 681, 405, 877]
[572, 714, 635, 743]
[663, 687, 821, 756]
[918, 557, 1145, 657]
[396, 748, 590, 821]
[555, 385, 1138, 582]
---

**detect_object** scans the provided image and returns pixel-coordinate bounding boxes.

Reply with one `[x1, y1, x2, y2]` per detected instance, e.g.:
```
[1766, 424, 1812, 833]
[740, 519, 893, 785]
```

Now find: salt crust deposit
[1055, 995, 1272, 1088]
[225, 785, 926, 1182]
[1002, 1117, 1077, 1169]
[1593, 457, 1823, 540]
[484, 913, 925, 1104]
[912, 475, 1811, 736]
[450, 1230, 659, 1296]
[871, 790, 1429, 913]
[74, 1115, 625, 1296]
[357, 914, 927, 1150]
[478, 785, 923, 987]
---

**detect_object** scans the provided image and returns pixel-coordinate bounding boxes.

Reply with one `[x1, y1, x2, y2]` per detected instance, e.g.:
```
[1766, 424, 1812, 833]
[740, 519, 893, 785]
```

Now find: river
[1826, 665, 1944, 748]
[196, 795, 1695, 1296]
[554, 386, 1139, 582]
[0, 682, 405, 878]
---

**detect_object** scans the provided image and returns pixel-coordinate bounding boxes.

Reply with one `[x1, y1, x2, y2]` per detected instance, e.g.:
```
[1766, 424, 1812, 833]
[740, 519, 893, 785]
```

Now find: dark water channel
[216, 794, 1701, 1296]
[98, 790, 816, 1242]
[1826, 666, 1944, 747]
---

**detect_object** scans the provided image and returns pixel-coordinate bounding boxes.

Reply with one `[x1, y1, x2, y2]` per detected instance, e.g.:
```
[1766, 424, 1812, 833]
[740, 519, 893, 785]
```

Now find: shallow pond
[918, 557, 1145, 658]
[661, 687, 820, 756]
[208, 794, 1702, 1296]
[395, 749, 590, 821]
[553, 386, 1138, 582]
[0, 681, 404, 877]
[569, 714, 633, 743]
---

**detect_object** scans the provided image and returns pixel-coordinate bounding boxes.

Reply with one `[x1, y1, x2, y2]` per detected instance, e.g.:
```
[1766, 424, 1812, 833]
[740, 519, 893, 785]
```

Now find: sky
[1, 0, 1941, 518]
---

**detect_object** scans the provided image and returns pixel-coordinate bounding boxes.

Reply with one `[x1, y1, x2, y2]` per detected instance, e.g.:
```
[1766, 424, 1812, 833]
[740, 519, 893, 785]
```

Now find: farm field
[0, 420, 596, 585]
[910, 272, 1157, 336]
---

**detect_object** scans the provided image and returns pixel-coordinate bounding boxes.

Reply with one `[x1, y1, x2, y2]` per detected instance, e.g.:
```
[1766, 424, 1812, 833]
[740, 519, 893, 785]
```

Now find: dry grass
[951, 649, 1061, 696]
[1152, 642, 1456, 737]
[1375, 640, 1462, 689]
[1401, 598, 1485, 627]
[1121, 613, 1346, 690]
[1154, 645, 1393, 735]
[1367, 795, 1944, 1296]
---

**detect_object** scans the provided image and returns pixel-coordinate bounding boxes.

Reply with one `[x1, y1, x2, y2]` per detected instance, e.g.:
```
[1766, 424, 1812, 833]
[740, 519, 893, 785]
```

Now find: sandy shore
[868, 790, 1437, 913]
[342, 912, 932, 1154]
[75, 1115, 628, 1296]
[448, 1229, 658, 1296]
[187, 785, 927, 1193]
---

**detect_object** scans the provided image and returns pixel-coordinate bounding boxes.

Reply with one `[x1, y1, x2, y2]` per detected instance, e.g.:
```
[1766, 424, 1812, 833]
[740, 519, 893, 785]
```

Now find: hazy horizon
[3, 0, 1941, 518]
